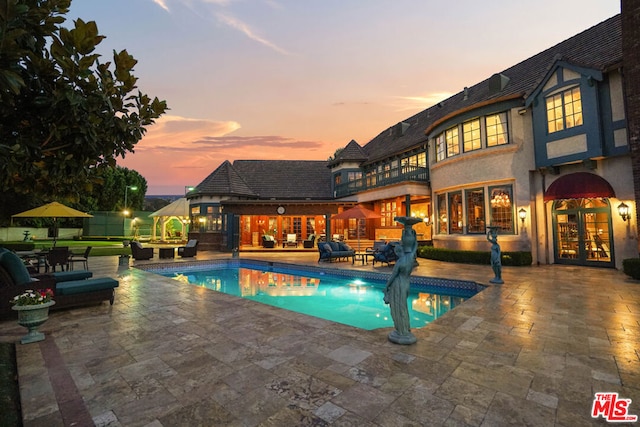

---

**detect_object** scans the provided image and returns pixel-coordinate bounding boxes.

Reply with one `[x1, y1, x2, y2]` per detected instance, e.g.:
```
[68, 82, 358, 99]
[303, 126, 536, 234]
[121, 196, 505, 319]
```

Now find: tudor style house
[188, 13, 636, 269]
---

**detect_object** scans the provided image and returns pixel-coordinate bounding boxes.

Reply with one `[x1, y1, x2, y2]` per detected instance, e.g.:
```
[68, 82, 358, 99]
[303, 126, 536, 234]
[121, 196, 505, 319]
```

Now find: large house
[187, 13, 636, 269]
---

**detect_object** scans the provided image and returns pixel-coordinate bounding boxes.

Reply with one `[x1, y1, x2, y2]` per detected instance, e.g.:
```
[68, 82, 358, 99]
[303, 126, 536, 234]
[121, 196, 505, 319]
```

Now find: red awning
[544, 172, 616, 202]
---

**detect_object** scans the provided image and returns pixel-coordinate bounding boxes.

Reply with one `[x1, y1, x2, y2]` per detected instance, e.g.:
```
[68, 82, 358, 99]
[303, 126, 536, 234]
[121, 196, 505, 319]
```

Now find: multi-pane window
[347, 171, 362, 181]
[437, 194, 447, 234]
[293, 217, 302, 239]
[486, 113, 508, 147]
[435, 111, 509, 161]
[463, 119, 481, 152]
[437, 184, 514, 235]
[403, 152, 427, 170]
[546, 87, 583, 133]
[196, 204, 223, 232]
[489, 185, 514, 233]
[446, 127, 459, 157]
[366, 170, 376, 186]
[448, 192, 463, 234]
[436, 134, 446, 161]
[381, 201, 397, 227]
[465, 188, 485, 233]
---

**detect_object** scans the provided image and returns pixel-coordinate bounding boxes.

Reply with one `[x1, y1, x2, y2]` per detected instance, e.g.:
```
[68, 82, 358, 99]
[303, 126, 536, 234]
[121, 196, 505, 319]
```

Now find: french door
[553, 198, 613, 267]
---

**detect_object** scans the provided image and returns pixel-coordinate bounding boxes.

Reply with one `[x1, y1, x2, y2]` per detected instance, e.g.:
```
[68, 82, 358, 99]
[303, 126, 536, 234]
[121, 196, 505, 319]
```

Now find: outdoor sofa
[0, 249, 119, 320]
[317, 241, 355, 263]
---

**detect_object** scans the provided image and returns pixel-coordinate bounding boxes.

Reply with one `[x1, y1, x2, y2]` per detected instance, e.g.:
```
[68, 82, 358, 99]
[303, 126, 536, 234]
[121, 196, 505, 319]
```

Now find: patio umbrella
[12, 202, 93, 246]
[332, 205, 381, 251]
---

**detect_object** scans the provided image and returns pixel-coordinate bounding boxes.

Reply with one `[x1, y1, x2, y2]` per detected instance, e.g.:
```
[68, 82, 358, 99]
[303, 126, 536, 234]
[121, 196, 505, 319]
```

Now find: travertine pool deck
[1, 251, 639, 426]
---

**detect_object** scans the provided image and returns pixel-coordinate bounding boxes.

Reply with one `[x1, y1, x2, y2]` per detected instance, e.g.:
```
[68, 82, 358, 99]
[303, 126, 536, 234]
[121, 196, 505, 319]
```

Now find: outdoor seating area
[0, 248, 119, 320]
[317, 240, 356, 262]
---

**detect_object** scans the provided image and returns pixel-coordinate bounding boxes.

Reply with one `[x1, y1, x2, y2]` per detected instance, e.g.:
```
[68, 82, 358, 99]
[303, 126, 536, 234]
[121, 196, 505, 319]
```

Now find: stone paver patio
[1, 251, 639, 426]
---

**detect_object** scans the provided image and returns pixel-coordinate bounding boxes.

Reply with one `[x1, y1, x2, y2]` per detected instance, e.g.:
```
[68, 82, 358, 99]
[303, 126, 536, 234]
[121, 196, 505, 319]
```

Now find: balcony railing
[334, 166, 429, 198]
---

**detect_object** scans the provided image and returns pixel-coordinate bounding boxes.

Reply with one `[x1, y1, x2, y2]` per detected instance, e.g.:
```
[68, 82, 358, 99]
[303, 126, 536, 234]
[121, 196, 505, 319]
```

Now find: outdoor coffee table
[159, 247, 175, 259]
[353, 252, 374, 265]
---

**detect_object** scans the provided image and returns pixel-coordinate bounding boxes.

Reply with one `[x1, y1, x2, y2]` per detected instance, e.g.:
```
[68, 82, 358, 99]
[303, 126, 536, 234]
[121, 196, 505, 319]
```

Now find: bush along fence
[417, 246, 533, 267]
[623, 258, 640, 280]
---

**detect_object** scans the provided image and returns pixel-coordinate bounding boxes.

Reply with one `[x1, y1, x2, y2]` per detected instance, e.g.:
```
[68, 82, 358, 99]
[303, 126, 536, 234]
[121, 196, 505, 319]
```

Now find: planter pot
[11, 301, 55, 344]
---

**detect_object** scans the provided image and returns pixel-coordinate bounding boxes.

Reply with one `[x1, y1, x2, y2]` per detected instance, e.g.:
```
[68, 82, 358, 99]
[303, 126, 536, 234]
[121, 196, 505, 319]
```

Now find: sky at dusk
[68, 1, 621, 195]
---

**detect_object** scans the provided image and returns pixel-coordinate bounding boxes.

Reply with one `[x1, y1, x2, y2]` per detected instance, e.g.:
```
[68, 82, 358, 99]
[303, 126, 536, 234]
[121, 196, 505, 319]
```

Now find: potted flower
[11, 289, 55, 344]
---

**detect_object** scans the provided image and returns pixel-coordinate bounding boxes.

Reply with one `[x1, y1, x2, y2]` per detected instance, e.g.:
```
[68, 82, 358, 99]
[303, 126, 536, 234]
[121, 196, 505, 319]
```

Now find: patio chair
[262, 235, 276, 248]
[303, 234, 316, 248]
[130, 241, 154, 260]
[68, 246, 92, 271]
[46, 247, 70, 272]
[372, 242, 401, 266]
[178, 239, 198, 257]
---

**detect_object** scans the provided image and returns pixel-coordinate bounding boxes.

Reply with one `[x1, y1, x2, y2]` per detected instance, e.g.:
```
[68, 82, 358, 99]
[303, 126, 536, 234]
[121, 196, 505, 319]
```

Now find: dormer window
[546, 86, 583, 133]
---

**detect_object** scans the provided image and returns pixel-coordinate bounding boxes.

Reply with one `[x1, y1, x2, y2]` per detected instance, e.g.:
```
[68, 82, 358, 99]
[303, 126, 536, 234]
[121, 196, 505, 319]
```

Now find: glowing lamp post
[123, 185, 138, 217]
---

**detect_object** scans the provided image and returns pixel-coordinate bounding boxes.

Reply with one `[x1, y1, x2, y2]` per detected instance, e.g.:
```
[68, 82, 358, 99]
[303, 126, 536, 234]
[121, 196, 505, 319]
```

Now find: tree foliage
[78, 166, 147, 212]
[0, 0, 167, 198]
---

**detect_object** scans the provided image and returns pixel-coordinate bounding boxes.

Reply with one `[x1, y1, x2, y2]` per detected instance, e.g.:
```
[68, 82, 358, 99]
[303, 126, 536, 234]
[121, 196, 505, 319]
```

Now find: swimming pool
[149, 261, 482, 330]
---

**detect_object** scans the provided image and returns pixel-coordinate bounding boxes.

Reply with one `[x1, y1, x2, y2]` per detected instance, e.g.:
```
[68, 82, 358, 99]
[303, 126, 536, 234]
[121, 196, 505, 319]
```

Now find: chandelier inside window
[491, 191, 511, 208]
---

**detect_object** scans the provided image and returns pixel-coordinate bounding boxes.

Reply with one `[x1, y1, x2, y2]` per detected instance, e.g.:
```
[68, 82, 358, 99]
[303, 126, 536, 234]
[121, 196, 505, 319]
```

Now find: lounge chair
[262, 235, 276, 248]
[130, 241, 154, 260]
[0, 249, 118, 320]
[178, 239, 198, 257]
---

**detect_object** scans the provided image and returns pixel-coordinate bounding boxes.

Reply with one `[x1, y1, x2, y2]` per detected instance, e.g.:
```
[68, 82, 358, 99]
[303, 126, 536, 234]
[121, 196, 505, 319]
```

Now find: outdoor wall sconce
[518, 208, 527, 225]
[618, 202, 630, 222]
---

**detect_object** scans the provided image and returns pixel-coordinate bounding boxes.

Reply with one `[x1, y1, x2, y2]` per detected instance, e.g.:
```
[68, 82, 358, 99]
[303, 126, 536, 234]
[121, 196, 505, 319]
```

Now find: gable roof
[359, 14, 622, 166]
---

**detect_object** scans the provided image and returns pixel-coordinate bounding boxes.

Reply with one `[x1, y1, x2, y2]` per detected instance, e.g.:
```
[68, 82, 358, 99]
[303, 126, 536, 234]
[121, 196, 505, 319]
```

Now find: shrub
[417, 246, 532, 266]
[1, 242, 36, 251]
[622, 258, 640, 280]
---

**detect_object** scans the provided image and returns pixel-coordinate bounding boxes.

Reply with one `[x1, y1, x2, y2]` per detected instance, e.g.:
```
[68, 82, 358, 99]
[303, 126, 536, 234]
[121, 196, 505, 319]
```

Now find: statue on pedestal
[487, 226, 504, 284]
[383, 216, 421, 345]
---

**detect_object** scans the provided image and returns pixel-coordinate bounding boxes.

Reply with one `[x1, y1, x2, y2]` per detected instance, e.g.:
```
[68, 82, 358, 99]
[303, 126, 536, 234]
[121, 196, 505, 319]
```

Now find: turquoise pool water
[159, 265, 474, 330]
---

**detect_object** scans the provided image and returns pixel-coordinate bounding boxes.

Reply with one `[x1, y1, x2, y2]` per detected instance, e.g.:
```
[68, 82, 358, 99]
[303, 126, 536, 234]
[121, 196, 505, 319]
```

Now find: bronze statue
[383, 216, 421, 345]
[487, 226, 504, 284]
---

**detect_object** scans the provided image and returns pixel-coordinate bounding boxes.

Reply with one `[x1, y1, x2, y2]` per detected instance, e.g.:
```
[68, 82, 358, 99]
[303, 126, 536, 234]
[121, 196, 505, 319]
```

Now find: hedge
[417, 246, 532, 266]
[0, 242, 36, 251]
[622, 258, 640, 280]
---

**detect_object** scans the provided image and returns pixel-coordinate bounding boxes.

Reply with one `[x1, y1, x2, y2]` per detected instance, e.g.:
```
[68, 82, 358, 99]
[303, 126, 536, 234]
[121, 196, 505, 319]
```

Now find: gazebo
[149, 198, 190, 242]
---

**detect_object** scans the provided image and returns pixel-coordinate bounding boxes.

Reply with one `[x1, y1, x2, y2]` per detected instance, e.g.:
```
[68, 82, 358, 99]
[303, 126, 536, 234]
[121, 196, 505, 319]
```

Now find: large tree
[0, 0, 167, 198]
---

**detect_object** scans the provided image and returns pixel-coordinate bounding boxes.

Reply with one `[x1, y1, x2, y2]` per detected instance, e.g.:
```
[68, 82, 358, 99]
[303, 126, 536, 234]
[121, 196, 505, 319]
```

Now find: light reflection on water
[165, 267, 469, 330]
